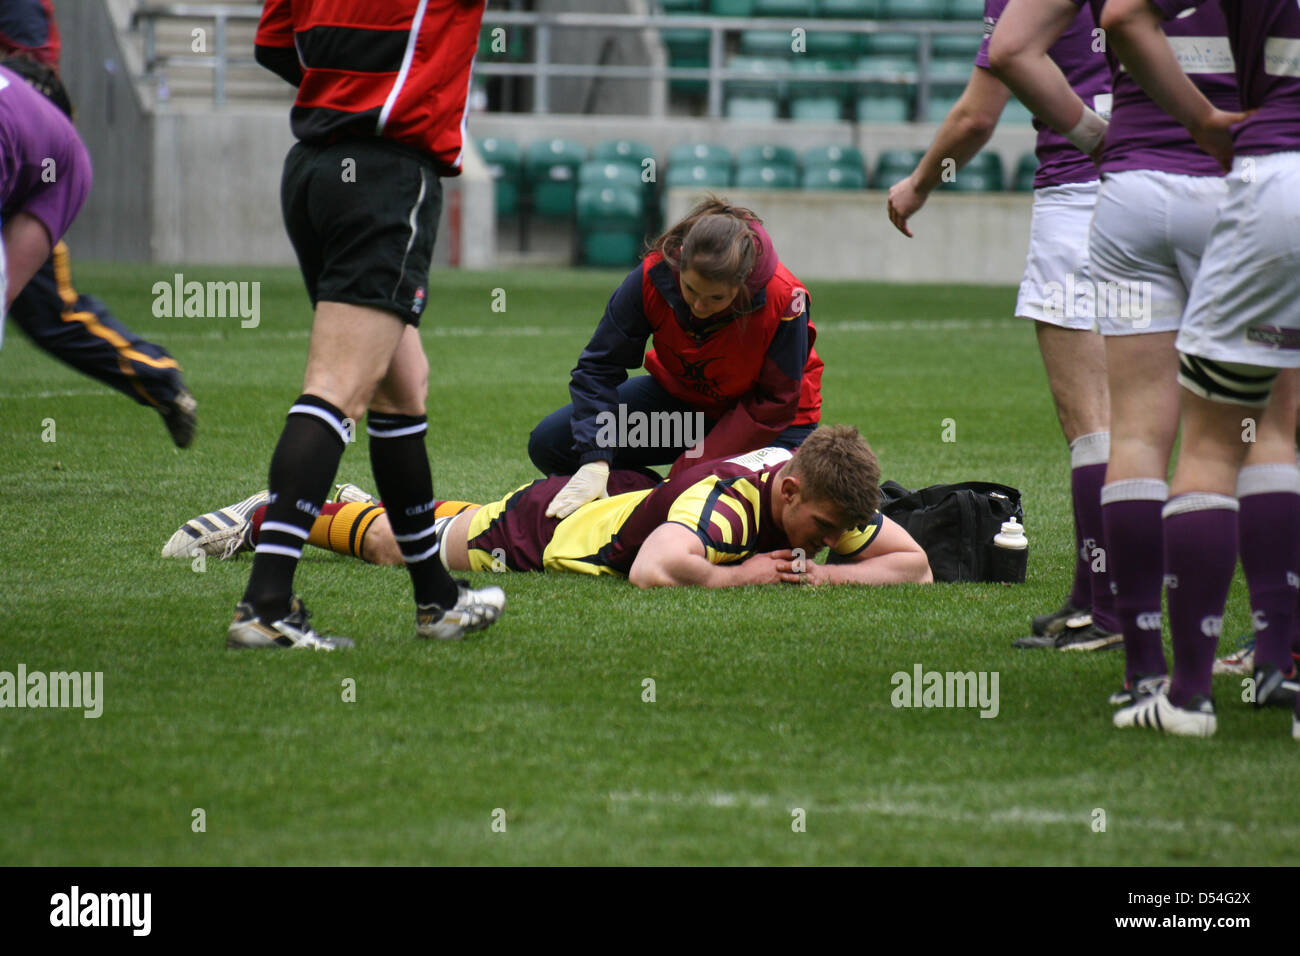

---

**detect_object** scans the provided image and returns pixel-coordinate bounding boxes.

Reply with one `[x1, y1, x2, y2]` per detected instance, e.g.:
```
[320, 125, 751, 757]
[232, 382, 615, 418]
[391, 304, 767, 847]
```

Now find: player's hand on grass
[1191, 107, 1252, 172]
[887, 175, 927, 238]
[769, 549, 826, 586]
[545, 460, 610, 518]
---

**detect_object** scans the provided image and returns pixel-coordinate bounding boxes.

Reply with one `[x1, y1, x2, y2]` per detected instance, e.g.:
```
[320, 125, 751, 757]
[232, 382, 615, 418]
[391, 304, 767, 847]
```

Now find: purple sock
[1070, 433, 1115, 631]
[1237, 465, 1300, 674]
[1164, 495, 1239, 708]
[1101, 480, 1168, 683]
[1068, 486, 1091, 610]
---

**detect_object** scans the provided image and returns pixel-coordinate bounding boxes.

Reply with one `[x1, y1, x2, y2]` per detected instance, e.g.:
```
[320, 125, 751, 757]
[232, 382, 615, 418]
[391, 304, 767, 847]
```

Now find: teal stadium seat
[739, 30, 799, 58]
[668, 143, 733, 169]
[577, 185, 645, 267]
[872, 148, 924, 188]
[816, 0, 878, 16]
[666, 162, 733, 190]
[945, 0, 985, 18]
[525, 139, 587, 219]
[477, 136, 522, 218]
[789, 59, 846, 121]
[858, 34, 919, 75]
[660, 0, 704, 10]
[735, 163, 800, 189]
[592, 139, 655, 169]
[725, 56, 788, 119]
[754, 0, 816, 15]
[662, 28, 710, 94]
[880, 0, 948, 17]
[855, 85, 912, 121]
[803, 144, 865, 171]
[930, 32, 982, 80]
[737, 143, 799, 169]
[712, 0, 757, 14]
[1002, 96, 1035, 124]
[803, 164, 867, 189]
[1013, 151, 1038, 191]
[944, 150, 1003, 191]
[922, 84, 965, 121]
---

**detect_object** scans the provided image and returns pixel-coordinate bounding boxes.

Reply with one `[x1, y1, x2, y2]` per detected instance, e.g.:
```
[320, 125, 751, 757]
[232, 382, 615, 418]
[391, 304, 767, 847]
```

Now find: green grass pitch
[0, 262, 1294, 865]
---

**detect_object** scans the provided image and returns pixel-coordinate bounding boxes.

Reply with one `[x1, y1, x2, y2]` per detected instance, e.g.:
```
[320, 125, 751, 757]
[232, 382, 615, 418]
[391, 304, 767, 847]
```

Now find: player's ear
[780, 474, 800, 503]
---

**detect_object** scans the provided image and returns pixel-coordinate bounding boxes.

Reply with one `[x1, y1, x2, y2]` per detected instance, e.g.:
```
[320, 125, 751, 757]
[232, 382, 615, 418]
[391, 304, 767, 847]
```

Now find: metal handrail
[130, 4, 980, 115]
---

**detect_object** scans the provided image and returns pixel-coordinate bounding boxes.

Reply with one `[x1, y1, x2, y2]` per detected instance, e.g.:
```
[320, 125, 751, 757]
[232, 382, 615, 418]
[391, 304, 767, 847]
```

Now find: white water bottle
[990, 518, 1028, 583]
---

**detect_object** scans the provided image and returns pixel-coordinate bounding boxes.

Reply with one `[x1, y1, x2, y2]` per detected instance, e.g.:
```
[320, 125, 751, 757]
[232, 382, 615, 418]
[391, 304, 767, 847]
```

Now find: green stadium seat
[579, 160, 651, 215]
[711, 0, 757, 14]
[726, 95, 781, 120]
[945, 0, 985, 19]
[739, 30, 798, 58]
[666, 162, 733, 190]
[525, 138, 587, 219]
[662, 28, 710, 94]
[930, 32, 982, 79]
[817, 0, 879, 16]
[858, 35, 919, 76]
[735, 163, 800, 189]
[754, 0, 815, 14]
[669, 143, 732, 168]
[477, 136, 522, 218]
[855, 86, 913, 121]
[803, 165, 867, 189]
[943, 151, 1003, 191]
[806, 31, 860, 60]
[789, 58, 846, 121]
[725, 56, 788, 118]
[1002, 97, 1035, 124]
[922, 84, 964, 121]
[593, 139, 656, 166]
[737, 144, 799, 169]
[872, 148, 924, 188]
[577, 185, 645, 267]
[660, 0, 705, 11]
[803, 144, 865, 171]
[880, 0, 947, 17]
[1013, 151, 1038, 191]
[790, 96, 843, 121]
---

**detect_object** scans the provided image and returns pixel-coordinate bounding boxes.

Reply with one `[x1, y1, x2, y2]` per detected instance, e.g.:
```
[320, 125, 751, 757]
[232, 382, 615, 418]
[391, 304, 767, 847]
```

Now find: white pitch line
[607, 789, 1287, 838]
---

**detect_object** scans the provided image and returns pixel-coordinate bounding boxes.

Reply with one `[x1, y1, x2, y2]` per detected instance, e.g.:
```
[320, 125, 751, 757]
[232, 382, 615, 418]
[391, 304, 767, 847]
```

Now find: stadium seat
[944, 0, 984, 18]
[803, 165, 867, 189]
[476, 136, 522, 218]
[665, 162, 733, 190]
[737, 143, 799, 169]
[726, 95, 782, 120]
[806, 31, 860, 60]
[944, 151, 1003, 191]
[735, 163, 800, 189]
[803, 144, 865, 171]
[930, 32, 982, 80]
[855, 86, 913, 121]
[816, 0, 879, 16]
[662, 28, 710, 94]
[660, 0, 705, 10]
[725, 55, 788, 117]
[872, 148, 924, 188]
[525, 138, 587, 219]
[1002, 97, 1036, 125]
[880, 0, 947, 17]
[789, 58, 846, 121]
[739, 30, 799, 58]
[754, 0, 816, 14]
[858, 35, 919, 75]
[712, 0, 757, 14]
[592, 139, 655, 167]
[922, 84, 964, 121]
[668, 143, 732, 169]
[576, 185, 645, 267]
[1013, 151, 1038, 191]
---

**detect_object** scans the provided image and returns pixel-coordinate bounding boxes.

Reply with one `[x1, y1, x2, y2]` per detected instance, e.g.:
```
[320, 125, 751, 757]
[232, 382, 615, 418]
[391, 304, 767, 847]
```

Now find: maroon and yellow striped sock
[306, 501, 386, 561]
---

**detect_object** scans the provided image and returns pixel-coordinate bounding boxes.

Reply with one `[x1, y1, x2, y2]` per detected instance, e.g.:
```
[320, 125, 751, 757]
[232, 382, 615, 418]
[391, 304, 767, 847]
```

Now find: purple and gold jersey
[464, 447, 882, 577]
[976, 0, 1110, 188]
[1086, 0, 1238, 176]
[0, 65, 89, 244]
[1156, 0, 1300, 156]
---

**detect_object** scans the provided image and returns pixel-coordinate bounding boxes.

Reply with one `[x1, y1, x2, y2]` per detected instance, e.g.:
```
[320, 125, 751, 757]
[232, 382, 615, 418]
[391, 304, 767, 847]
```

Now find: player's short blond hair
[789, 425, 881, 524]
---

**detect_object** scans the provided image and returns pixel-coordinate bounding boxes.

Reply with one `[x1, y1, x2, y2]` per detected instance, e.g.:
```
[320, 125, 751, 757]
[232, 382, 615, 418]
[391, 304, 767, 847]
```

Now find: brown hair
[789, 425, 882, 525]
[650, 196, 761, 307]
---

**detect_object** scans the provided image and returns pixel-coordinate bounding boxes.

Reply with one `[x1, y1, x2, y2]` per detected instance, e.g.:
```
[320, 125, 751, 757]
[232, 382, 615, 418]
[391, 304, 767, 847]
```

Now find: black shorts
[280, 137, 443, 325]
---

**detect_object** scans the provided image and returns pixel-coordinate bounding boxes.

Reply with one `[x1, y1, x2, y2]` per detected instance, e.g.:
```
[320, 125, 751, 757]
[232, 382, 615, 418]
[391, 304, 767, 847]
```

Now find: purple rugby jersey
[977, 0, 1110, 188]
[0, 64, 90, 244]
[1154, 0, 1300, 156]
[1086, 0, 1238, 176]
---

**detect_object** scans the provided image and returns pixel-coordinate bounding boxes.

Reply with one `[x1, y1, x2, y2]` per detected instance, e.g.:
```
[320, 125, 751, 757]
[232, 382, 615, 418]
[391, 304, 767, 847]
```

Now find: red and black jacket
[255, 0, 483, 176]
[568, 221, 823, 475]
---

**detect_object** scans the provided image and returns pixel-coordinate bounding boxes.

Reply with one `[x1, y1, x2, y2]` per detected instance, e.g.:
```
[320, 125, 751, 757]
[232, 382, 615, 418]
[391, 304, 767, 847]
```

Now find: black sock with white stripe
[368, 412, 459, 609]
[242, 394, 349, 622]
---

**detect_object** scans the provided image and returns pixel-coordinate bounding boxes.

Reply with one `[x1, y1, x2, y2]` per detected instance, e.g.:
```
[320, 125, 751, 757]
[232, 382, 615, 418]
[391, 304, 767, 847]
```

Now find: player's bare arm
[1100, 0, 1246, 171]
[771, 516, 933, 586]
[988, 0, 1102, 156]
[628, 522, 783, 589]
[889, 66, 1012, 237]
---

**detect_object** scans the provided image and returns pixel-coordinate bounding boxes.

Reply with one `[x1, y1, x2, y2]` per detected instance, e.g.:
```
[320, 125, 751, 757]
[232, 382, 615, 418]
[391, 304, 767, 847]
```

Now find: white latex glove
[545, 460, 610, 518]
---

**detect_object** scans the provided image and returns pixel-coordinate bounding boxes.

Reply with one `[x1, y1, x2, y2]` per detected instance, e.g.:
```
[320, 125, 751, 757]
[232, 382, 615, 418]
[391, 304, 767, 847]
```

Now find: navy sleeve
[568, 267, 652, 463]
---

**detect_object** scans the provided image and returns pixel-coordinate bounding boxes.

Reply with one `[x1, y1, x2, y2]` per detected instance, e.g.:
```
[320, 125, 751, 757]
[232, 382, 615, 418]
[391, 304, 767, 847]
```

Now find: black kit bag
[876, 480, 1026, 583]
